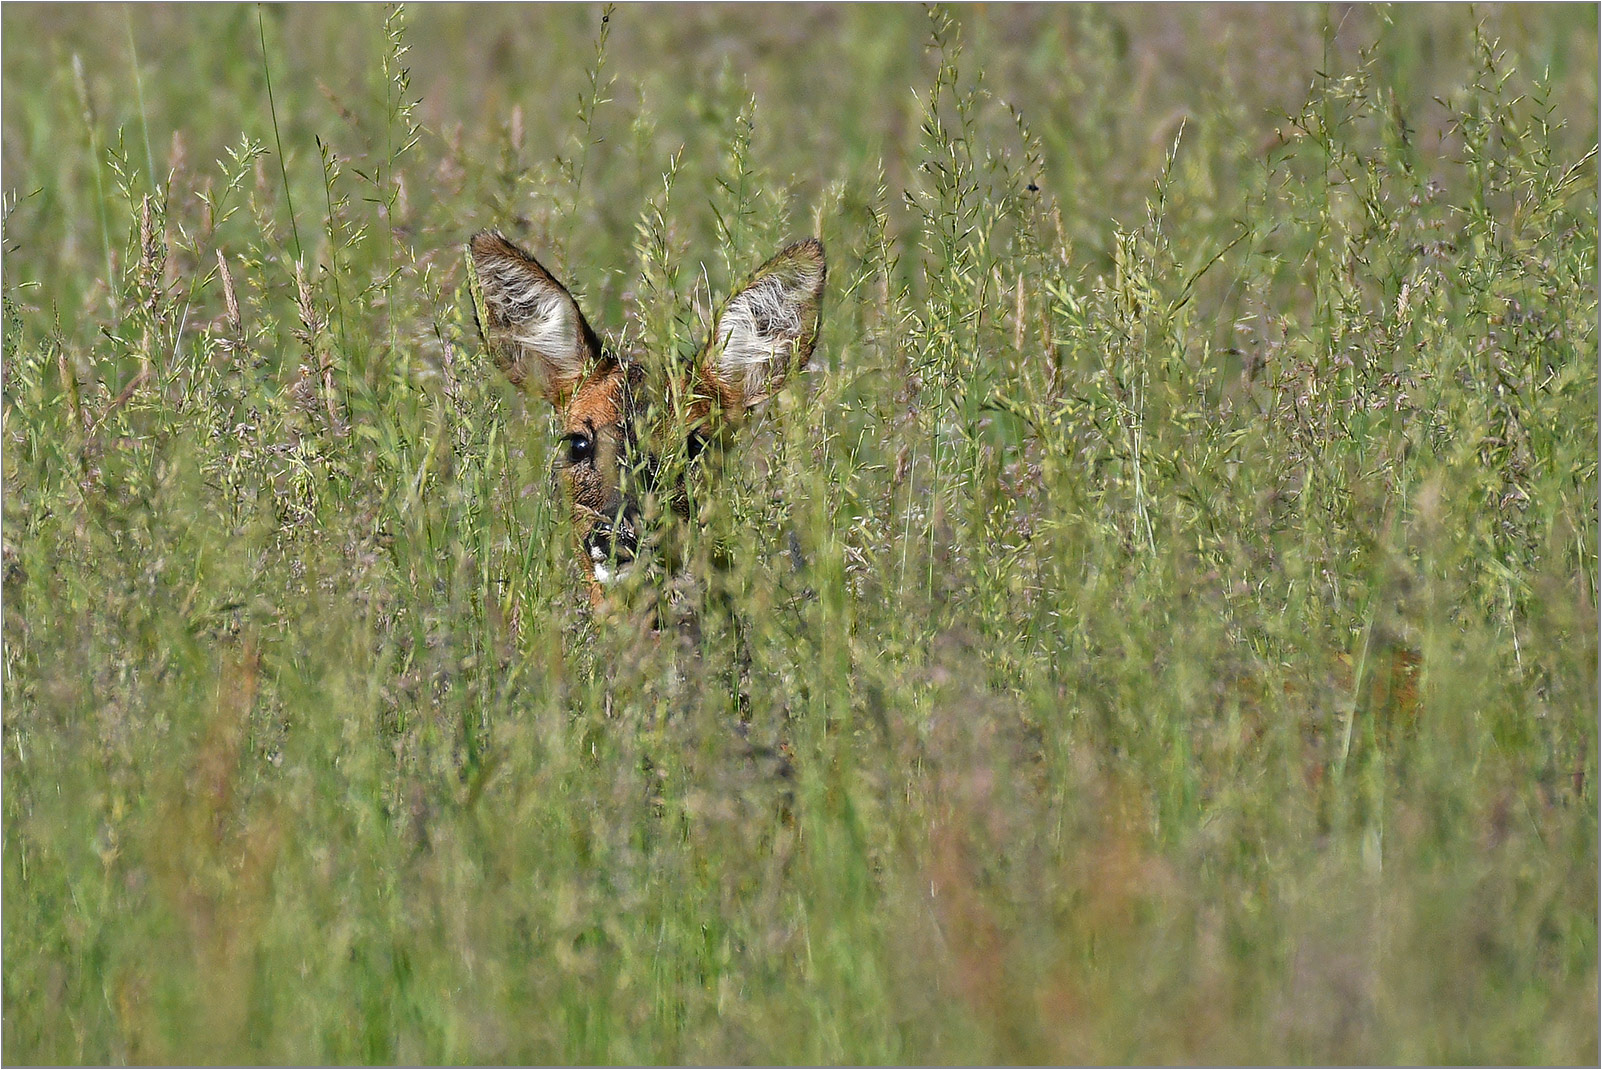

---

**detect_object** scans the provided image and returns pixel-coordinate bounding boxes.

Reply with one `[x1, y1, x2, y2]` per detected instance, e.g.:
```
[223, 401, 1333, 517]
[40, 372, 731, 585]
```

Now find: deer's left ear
[702, 238, 825, 412]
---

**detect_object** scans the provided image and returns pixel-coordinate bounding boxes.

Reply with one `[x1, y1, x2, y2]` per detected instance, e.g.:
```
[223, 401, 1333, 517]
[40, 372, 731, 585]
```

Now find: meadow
[2, 3, 1598, 1063]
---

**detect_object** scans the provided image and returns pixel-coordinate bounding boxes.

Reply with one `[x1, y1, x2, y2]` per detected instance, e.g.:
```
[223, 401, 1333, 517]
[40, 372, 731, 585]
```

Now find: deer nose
[586, 515, 639, 564]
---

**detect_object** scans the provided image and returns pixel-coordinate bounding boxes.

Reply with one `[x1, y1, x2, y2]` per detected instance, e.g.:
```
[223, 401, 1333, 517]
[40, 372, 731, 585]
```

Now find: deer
[468, 230, 826, 616]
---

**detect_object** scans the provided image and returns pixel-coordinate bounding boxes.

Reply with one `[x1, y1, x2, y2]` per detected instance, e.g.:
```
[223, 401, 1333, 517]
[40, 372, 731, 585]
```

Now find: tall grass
[3, 4, 1597, 1063]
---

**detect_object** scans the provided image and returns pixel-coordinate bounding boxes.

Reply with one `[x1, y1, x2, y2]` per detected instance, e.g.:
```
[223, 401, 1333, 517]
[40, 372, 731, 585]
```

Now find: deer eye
[565, 433, 594, 465]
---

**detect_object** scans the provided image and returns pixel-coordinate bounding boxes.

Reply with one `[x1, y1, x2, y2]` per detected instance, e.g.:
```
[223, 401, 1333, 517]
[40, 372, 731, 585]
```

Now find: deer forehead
[561, 367, 707, 443]
[562, 368, 630, 434]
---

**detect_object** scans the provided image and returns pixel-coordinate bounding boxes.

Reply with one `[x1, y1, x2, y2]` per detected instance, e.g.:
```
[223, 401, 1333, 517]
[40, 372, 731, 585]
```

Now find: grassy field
[3, 3, 1598, 1063]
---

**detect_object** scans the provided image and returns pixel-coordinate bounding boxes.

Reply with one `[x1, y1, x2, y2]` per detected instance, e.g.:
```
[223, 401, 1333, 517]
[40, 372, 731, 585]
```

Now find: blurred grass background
[3, 3, 1598, 1063]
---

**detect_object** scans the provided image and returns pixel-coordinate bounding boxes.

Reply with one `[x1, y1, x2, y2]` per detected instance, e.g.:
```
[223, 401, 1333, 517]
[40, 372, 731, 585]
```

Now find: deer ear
[469, 230, 602, 408]
[703, 238, 826, 411]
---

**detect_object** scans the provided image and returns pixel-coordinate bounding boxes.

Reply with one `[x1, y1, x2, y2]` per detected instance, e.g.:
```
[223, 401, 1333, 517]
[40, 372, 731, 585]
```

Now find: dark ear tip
[774, 238, 825, 289]
[469, 229, 510, 259]
[471, 229, 544, 268]
[791, 237, 825, 262]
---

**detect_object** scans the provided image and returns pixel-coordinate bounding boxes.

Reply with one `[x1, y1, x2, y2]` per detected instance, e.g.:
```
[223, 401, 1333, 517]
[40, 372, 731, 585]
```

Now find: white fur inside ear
[480, 258, 585, 382]
[714, 271, 815, 400]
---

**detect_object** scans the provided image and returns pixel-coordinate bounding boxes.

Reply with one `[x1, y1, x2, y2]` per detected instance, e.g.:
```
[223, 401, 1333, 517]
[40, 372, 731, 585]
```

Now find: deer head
[469, 230, 826, 605]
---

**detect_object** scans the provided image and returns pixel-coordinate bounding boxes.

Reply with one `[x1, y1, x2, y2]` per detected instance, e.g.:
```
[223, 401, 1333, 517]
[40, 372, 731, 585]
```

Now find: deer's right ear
[469, 230, 600, 408]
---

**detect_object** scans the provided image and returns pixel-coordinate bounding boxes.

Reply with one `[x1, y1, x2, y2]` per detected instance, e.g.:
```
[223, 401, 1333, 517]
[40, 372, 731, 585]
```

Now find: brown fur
[469, 230, 826, 606]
